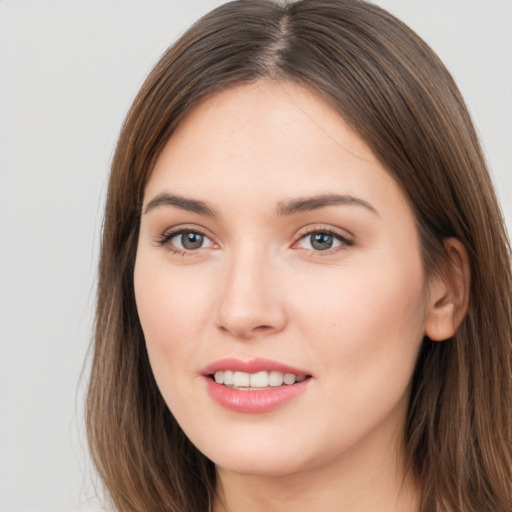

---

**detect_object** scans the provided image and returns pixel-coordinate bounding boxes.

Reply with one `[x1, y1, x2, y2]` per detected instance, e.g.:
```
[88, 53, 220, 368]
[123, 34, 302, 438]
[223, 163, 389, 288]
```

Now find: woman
[86, 1, 512, 511]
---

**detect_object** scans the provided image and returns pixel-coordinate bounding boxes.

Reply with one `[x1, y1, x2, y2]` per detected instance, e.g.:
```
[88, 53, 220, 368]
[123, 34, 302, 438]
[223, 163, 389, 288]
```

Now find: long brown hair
[86, 1, 512, 510]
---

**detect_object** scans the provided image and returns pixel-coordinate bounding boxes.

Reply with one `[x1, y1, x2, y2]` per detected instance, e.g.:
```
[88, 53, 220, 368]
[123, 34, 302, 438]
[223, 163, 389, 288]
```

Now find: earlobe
[424, 238, 471, 342]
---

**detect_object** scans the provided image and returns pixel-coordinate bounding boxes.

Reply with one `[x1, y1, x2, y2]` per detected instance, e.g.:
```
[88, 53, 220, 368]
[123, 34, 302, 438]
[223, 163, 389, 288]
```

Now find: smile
[212, 370, 307, 389]
[202, 358, 312, 413]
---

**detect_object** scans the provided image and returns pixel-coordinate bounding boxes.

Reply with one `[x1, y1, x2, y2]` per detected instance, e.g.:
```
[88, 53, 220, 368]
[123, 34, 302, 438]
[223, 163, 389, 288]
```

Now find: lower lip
[204, 377, 311, 413]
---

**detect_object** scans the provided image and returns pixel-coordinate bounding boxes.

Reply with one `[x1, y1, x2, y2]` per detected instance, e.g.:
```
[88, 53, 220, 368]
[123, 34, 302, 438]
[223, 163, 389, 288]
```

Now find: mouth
[202, 358, 312, 412]
[210, 370, 310, 390]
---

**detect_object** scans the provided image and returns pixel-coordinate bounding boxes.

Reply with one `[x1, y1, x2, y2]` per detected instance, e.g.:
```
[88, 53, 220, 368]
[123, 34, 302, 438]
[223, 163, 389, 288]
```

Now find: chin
[190, 429, 311, 477]
[213, 452, 306, 478]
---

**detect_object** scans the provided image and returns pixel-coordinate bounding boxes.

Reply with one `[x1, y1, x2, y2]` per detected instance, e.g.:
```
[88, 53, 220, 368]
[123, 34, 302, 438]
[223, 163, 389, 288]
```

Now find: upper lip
[201, 358, 311, 376]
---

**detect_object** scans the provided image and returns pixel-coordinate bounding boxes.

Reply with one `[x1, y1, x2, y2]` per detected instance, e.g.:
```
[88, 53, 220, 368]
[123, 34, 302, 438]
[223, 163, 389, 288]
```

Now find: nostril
[253, 325, 273, 332]
[216, 322, 279, 340]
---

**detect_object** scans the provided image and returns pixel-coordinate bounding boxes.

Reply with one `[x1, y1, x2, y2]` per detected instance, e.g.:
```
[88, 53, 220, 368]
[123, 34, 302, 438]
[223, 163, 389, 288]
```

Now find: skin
[134, 81, 460, 512]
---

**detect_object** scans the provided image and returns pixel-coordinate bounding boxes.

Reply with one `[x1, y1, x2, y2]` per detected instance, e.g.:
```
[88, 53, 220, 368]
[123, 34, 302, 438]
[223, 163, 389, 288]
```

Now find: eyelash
[156, 228, 214, 256]
[156, 226, 354, 256]
[294, 226, 354, 255]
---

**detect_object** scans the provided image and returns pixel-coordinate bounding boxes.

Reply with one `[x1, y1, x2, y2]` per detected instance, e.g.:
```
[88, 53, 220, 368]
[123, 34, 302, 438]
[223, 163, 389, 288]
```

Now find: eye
[295, 230, 353, 252]
[158, 229, 215, 253]
[173, 232, 209, 250]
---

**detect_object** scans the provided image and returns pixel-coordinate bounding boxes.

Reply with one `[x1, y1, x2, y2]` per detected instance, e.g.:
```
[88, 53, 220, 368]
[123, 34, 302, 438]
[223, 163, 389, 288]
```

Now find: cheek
[290, 253, 427, 379]
[133, 255, 220, 425]
[133, 254, 210, 379]
[280, 258, 427, 454]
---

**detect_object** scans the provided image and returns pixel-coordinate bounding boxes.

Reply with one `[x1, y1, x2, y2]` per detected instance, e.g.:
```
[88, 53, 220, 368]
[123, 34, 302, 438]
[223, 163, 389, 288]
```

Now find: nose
[215, 245, 287, 340]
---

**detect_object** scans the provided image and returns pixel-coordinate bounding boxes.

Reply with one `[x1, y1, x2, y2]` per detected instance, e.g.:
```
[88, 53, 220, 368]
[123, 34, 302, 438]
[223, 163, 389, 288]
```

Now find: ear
[424, 238, 471, 342]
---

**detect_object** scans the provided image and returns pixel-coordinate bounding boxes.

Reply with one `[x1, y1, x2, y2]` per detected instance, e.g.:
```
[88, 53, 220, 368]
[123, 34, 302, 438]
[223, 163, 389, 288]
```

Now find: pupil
[182, 232, 203, 250]
[311, 233, 333, 251]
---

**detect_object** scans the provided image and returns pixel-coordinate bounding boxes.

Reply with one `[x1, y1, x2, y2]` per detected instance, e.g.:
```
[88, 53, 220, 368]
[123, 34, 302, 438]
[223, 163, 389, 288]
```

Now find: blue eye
[173, 232, 207, 250]
[159, 230, 214, 253]
[297, 231, 351, 252]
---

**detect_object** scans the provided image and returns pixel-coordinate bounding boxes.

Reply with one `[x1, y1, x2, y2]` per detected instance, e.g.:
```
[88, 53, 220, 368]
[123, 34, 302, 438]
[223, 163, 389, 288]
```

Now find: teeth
[269, 371, 284, 387]
[283, 373, 296, 385]
[233, 371, 250, 387]
[249, 371, 269, 387]
[213, 370, 307, 389]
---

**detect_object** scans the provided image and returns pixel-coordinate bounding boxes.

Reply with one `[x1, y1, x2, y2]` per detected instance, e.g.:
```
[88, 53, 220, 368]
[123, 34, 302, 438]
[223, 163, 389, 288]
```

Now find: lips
[201, 358, 312, 413]
[202, 357, 310, 376]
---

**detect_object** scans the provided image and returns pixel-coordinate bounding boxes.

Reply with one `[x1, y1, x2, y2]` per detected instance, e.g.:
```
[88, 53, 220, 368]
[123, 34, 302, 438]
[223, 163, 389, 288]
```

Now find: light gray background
[0, 1, 511, 511]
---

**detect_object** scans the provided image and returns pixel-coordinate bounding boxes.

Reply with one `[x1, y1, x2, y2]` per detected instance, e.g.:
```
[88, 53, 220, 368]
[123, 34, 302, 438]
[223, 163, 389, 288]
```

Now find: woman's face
[134, 81, 431, 478]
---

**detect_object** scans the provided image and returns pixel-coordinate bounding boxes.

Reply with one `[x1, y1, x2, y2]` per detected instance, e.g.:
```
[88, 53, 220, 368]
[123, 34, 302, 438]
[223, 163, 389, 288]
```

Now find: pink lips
[202, 357, 309, 376]
[202, 358, 312, 413]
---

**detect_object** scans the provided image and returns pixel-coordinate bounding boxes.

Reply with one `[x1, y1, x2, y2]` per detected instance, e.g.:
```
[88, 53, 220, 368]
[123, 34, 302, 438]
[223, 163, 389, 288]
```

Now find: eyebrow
[144, 193, 218, 216]
[143, 192, 378, 217]
[276, 193, 378, 216]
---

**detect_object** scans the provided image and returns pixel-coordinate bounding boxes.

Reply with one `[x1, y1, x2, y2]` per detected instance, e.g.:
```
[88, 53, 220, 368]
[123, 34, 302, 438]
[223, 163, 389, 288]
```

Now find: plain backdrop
[0, 1, 511, 511]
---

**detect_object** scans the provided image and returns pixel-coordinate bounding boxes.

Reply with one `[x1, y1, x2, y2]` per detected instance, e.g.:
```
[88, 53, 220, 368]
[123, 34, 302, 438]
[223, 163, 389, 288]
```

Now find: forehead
[170, 80, 374, 161]
[144, 80, 408, 217]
